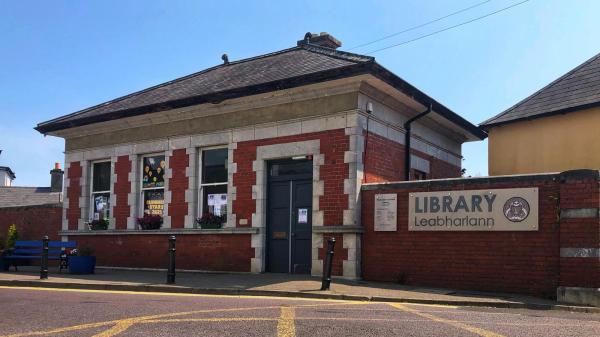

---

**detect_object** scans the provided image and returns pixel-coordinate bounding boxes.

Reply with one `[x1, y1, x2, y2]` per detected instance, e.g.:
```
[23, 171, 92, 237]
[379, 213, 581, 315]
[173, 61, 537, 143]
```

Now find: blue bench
[3, 240, 77, 272]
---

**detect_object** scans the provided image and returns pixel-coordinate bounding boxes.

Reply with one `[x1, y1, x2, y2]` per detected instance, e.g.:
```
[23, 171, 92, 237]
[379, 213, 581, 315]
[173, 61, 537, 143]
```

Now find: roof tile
[481, 52, 600, 127]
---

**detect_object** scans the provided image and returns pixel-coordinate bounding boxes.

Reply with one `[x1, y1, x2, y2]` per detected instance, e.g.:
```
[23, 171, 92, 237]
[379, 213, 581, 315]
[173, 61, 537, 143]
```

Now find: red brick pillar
[168, 149, 189, 229]
[113, 155, 131, 230]
[66, 161, 82, 230]
[557, 170, 600, 306]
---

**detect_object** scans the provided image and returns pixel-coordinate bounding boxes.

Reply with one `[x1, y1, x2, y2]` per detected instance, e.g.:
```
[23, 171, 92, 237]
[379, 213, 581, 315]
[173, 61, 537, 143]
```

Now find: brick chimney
[50, 162, 64, 192]
[297, 32, 342, 49]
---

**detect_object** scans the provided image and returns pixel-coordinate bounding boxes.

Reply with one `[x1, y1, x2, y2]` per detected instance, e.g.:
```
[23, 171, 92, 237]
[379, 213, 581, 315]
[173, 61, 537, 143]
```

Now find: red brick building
[36, 33, 484, 279]
[0, 164, 64, 241]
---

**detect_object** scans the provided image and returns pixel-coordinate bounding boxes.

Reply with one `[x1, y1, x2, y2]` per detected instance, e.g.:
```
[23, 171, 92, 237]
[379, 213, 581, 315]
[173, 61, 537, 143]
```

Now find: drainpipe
[363, 102, 373, 183]
[404, 103, 432, 181]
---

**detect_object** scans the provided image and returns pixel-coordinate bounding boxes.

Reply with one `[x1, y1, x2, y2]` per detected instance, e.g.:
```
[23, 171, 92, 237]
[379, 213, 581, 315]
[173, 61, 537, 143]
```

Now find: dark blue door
[267, 159, 312, 273]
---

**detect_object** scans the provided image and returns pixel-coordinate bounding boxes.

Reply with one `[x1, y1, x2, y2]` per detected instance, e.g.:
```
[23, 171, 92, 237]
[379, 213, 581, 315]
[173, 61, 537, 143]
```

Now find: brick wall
[66, 161, 82, 230]
[113, 156, 131, 230]
[168, 149, 189, 228]
[233, 130, 349, 227]
[0, 204, 62, 241]
[318, 233, 348, 276]
[71, 234, 252, 271]
[361, 171, 600, 298]
[363, 132, 460, 184]
[558, 173, 600, 288]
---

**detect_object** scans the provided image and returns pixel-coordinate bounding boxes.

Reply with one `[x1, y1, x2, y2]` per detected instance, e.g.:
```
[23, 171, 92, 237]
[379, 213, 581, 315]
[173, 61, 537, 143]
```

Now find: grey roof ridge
[299, 43, 374, 63]
[35, 46, 308, 130]
[480, 51, 600, 128]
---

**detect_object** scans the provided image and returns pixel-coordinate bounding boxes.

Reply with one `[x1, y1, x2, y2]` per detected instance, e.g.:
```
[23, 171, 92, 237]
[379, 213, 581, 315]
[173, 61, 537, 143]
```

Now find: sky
[1, 0, 599, 186]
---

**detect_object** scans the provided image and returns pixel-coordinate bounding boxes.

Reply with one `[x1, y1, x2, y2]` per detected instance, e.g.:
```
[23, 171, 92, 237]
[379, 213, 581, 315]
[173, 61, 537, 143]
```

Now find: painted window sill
[59, 227, 258, 236]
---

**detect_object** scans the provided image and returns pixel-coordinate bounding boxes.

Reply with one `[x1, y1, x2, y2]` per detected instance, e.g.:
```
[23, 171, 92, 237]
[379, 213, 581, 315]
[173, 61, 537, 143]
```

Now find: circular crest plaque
[503, 197, 530, 222]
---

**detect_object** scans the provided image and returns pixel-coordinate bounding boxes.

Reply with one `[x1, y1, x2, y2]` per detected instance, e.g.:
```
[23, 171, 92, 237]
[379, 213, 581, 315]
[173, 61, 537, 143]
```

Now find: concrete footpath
[1, 266, 598, 313]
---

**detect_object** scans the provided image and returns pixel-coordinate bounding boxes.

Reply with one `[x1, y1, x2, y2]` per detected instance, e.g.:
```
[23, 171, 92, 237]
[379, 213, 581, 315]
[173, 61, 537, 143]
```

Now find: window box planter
[89, 219, 109, 231]
[196, 214, 225, 229]
[137, 215, 163, 230]
[68, 256, 96, 274]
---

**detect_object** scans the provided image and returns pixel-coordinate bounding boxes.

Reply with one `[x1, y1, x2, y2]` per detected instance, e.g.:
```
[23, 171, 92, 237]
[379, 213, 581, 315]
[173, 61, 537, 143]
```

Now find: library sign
[408, 188, 538, 231]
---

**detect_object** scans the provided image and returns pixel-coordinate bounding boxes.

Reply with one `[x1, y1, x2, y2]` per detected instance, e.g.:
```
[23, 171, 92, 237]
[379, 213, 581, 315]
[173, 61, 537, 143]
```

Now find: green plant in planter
[196, 213, 225, 229]
[90, 219, 109, 230]
[6, 224, 18, 249]
[137, 215, 163, 230]
[78, 246, 94, 256]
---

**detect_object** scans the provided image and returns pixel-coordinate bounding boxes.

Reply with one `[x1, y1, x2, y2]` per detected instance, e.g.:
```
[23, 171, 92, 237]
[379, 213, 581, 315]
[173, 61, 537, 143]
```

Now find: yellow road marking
[389, 303, 506, 337]
[277, 307, 296, 337]
[0, 306, 282, 337]
[91, 319, 136, 337]
[0, 298, 367, 337]
[143, 317, 277, 323]
[401, 303, 459, 309]
[0, 285, 359, 303]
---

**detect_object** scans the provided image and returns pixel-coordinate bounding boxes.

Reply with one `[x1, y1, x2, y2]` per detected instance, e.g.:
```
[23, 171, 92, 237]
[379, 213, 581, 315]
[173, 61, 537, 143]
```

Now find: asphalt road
[0, 287, 599, 337]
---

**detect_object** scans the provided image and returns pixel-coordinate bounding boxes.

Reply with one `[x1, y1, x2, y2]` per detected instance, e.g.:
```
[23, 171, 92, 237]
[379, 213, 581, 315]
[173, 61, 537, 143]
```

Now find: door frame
[265, 158, 313, 273]
[250, 139, 324, 274]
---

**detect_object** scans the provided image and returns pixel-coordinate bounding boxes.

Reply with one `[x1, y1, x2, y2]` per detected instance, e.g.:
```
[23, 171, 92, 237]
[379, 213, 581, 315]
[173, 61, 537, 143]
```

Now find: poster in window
[208, 193, 227, 216]
[144, 190, 164, 216]
[94, 194, 109, 220]
[142, 156, 165, 189]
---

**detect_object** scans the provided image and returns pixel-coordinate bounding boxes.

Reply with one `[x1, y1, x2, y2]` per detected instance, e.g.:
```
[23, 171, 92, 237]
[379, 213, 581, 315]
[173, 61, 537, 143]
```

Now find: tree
[6, 224, 18, 249]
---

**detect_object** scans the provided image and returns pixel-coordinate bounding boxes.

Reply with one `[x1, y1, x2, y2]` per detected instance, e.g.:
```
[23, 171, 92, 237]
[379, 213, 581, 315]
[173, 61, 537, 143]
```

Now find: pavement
[0, 266, 597, 313]
[1, 287, 599, 337]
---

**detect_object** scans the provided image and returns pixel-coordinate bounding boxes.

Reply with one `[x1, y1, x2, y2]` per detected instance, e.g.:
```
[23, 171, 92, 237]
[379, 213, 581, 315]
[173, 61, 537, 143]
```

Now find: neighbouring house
[481, 51, 600, 175]
[0, 166, 16, 187]
[35, 32, 485, 278]
[0, 163, 64, 241]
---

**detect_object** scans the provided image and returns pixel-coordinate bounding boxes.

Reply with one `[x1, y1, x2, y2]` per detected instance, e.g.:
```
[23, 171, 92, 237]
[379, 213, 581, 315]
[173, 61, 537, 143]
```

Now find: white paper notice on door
[298, 208, 308, 224]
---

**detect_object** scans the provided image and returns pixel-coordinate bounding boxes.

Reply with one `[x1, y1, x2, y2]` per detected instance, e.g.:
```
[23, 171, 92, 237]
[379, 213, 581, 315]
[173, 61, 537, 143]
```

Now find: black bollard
[320, 237, 336, 290]
[40, 235, 49, 280]
[167, 236, 176, 284]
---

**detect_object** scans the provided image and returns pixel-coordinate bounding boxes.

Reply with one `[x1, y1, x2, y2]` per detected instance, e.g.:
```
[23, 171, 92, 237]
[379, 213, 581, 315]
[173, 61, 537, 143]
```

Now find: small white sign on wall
[375, 194, 397, 231]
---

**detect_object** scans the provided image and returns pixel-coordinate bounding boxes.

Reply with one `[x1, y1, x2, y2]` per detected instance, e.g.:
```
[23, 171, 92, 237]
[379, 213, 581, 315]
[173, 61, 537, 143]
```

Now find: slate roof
[36, 43, 486, 139]
[481, 52, 600, 128]
[0, 187, 62, 208]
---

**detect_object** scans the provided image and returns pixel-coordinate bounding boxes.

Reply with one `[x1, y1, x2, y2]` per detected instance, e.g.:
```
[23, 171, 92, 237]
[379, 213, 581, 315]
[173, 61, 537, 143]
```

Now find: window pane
[143, 189, 164, 216]
[92, 162, 111, 192]
[92, 193, 110, 220]
[202, 148, 228, 184]
[201, 185, 227, 218]
[142, 155, 165, 189]
[270, 160, 312, 177]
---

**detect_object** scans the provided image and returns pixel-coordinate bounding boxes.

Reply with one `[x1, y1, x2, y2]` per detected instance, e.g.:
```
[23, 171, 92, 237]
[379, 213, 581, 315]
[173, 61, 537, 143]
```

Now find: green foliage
[78, 246, 94, 256]
[0, 235, 5, 250]
[90, 219, 109, 230]
[6, 224, 18, 249]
